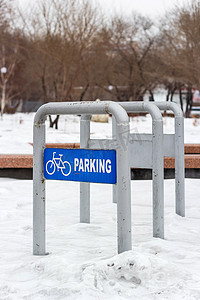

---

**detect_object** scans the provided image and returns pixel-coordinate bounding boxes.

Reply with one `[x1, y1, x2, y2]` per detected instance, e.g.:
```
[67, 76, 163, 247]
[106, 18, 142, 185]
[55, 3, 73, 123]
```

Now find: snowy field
[0, 112, 200, 299]
[0, 111, 200, 154]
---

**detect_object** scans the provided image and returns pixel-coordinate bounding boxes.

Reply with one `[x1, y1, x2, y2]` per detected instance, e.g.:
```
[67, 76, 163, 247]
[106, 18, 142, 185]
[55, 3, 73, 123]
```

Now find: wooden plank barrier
[0, 143, 200, 170]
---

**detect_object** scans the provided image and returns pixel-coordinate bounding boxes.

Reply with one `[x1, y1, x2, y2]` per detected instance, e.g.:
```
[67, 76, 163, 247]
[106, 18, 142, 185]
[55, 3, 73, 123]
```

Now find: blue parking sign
[44, 148, 117, 184]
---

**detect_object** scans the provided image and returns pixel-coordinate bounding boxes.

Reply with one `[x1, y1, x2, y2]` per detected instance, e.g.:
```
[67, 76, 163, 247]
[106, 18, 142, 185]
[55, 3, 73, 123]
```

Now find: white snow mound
[80, 250, 191, 299]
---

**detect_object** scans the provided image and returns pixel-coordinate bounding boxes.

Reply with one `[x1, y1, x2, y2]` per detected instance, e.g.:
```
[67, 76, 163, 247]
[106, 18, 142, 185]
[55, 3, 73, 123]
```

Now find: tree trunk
[170, 87, 176, 102]
[166, 88, 170, 102]
[148, 89, 154, 101]
[1, 85, 6, 117]
[80, 83, 89, 101]
[49, 115, 60, 129]
[179, 88, 183, 112]
[185, 87, 193, 117]
[189, 89, 193, 112]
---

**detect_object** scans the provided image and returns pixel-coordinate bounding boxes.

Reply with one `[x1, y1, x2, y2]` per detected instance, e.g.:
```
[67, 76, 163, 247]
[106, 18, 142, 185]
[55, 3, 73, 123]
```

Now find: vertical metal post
[112, 116, 117, 204]
[118, 102, 164, 239]
[115, 120, 132, 253]
[80, 115, 91, 223]
[33, 118, 46, 255]
[152, 119, 164, 238]
[175, 116, 185, 217]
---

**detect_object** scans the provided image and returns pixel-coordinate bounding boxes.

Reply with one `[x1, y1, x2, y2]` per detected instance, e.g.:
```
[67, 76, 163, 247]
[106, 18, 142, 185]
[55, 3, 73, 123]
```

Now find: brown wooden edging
[0, 154, 33, 168]
[45, 143, 80, 149]
[164, 155, 200, 169]
[0, 143, 200, 169]
[184, 144, 200, 154]
[0, 154, 200, 169]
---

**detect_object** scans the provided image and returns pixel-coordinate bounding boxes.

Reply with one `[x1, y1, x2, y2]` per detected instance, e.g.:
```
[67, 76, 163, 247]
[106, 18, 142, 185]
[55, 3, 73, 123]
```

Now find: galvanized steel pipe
[155, 102, 185, 217]
[114, 102, 164, 239]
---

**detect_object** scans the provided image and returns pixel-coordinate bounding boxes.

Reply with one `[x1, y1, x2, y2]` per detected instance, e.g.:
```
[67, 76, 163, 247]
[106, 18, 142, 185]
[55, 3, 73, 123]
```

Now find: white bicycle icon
[46, 152, 71, 176]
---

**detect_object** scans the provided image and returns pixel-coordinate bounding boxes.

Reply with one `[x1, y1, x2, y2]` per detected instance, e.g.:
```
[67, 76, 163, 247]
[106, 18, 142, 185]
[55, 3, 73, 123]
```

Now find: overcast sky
[18, 0, 190, 18]
[94, 0, 189, 18]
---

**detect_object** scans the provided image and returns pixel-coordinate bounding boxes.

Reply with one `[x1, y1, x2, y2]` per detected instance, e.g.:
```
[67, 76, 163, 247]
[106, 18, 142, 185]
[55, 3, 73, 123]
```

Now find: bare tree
[0, 0, 20, 116]
[92, 14, 159, 101]
[19, 0, 101, 127]
[158, 0, 200, 115]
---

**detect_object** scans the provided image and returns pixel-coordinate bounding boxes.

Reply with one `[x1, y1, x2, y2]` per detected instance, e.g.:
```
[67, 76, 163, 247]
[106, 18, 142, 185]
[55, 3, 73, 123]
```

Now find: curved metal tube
[120, 101, 163, 121]
[113, 102, 164, 239]
[153, 102, 185, 217]
[33, 101, 131, 255]
[155, 101, 183, 117]
[121, 101, 185, 218]
[34, 101, 129, 125]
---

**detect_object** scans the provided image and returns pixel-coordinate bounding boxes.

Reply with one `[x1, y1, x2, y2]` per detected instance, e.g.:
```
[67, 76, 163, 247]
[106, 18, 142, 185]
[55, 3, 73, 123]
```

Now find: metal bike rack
[81, 102, 164, 239]
[80, 101, 185, 239]
[33, 101, 131, 255]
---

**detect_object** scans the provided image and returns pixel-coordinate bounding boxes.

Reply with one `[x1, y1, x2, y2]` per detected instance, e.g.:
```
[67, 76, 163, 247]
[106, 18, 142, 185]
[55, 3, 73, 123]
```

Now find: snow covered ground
[0, 111, 200, 299]
[0, 111, 200, 154]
